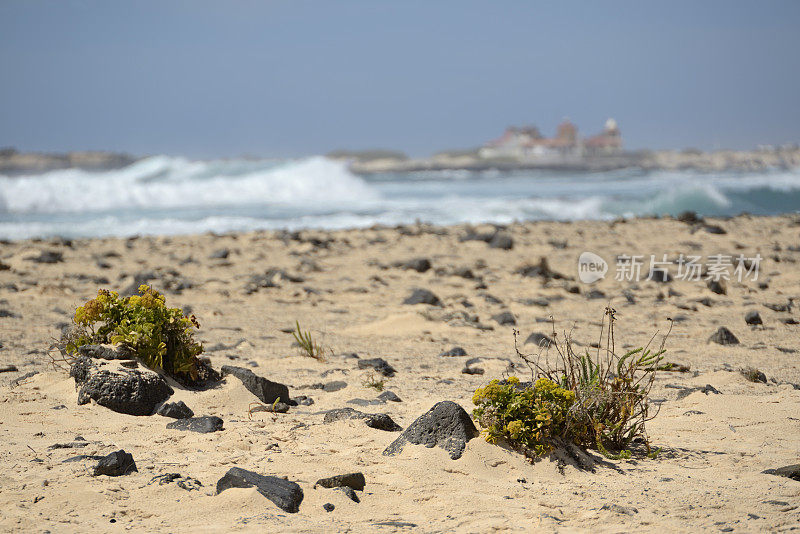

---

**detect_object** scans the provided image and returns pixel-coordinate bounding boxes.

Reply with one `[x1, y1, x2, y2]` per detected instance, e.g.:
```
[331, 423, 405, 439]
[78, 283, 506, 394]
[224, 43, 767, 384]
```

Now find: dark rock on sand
[337, 486, 361, 502]
[323, 503, 335, 512]
[357, 358, 396, 377]
[302, 380, 347, 392]
[703, 224, 727, 235]
[398, 258, 431, 273]
[93, 450, 137, 476]
[383, 401, 479, 460]
[26, 250, 63, 264]
[403, 288, 443, 306]
[314, 472, 366, 491]
[0, 309, 20, 318]
[292, 395, 315, 406]
[674, 384, 721, 400]
[221, 365, 290, 404]
[209, 248, 230, 259]
[745, 310, 763, 326]
[514, 257, 568, 280]
[491, 311, 516, 326]
[166, 416, 224, 433]
[157, 401, 194, 419]
[709, 327, 739, 345]
[324, 407, 402, 431]
[707, 279, 727, 295]
[587, 289, 606, 299]
[524, 332, 553, 348]
[377, 390, 402, 402]
[762, 464, 800, 482]
[77, 344, 133, 360]
[0, 364, 18, 373]
[489, 232, 514, 250]
[462, 366, 484, 375]
[216, 467, 303, 513]
[439, 346, 467, 357]
[69, 357, 173, 416]
[648, 268, 672, 283]
[451, 266, 475, 279]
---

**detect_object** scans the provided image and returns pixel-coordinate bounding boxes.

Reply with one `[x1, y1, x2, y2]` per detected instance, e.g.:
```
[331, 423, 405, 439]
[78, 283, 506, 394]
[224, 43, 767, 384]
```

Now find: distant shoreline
[338, 147, 800, 175]
[2, 145, 799, 176]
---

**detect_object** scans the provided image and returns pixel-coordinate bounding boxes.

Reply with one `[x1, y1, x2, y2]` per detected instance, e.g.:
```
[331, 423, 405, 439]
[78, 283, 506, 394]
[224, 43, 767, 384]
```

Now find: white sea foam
[0, 156, 378, 214]
[1, 157, 799, 239]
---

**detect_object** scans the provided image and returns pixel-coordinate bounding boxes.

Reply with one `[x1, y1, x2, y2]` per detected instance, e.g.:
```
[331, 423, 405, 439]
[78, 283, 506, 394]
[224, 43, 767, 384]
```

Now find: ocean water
[1, 155, 799, 240]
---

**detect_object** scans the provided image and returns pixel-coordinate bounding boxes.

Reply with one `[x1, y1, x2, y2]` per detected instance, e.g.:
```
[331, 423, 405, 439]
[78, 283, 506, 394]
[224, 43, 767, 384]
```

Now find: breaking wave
[1, 157, 799, 239]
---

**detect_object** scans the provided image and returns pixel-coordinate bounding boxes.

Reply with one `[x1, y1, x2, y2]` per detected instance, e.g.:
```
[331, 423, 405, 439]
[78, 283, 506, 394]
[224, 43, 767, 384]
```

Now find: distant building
[479, 119, 622, 161]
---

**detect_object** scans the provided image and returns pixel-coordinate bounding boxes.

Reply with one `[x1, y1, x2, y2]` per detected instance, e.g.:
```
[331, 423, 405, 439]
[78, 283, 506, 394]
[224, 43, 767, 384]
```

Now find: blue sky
[1, 1, 799, 157]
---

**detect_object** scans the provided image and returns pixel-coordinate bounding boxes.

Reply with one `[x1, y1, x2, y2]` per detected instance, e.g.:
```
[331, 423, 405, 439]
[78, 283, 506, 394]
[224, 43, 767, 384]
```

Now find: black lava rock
[322, 381, 348, 392]
[383, 401, 479, 460]
[323, 503, 335, 512]
[166, 416, 224, 433]
[488, 232, 514, 250]
[707, 279, 727, 295]
[69, 357, 173, 416]
[77, 344, 132, 360]
[648, 268, 672, 283]
[586, 289, 606, 299]
[709, 327, 739, 345]
[762, 464, 800, 482]
[337, 486, 360, 503]
[439, 347, 467, 357]
[491, 311, 516, 326]
[524, 332, 553, 348]
[744, 310, 763, 326]
[314, 472, 366, 491]
[400, 258, 431, 273]
[157, 401, 194, 419]
[209, 248, 230, 259]
[357, 358, 396, 377]
[221, 365, 290, 404]
[27, 250, 63, 264]
[323, 407, 401, 431]
[93, 450, 137, 476]
[216, 467, 304, 513]
[377, 390, 402, 402]
[403, 288, 443, 307]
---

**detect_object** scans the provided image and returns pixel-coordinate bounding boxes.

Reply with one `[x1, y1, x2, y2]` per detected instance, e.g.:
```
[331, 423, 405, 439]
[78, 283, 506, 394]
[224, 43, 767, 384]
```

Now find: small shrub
[362, 372, 385, 392]
[740, 366, 766, 383]
[472, 307, 670, 459]
[292, 320, 324, 360]
[63, 286, 205, 384]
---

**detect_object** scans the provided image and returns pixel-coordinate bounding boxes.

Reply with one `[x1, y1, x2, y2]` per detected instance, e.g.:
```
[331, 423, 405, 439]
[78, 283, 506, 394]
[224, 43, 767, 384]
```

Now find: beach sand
[1, 215, 799, 532]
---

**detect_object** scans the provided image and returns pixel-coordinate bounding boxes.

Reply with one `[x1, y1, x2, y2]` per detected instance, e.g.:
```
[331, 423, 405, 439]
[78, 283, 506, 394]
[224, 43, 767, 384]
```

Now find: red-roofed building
[480, 119, 622, 161]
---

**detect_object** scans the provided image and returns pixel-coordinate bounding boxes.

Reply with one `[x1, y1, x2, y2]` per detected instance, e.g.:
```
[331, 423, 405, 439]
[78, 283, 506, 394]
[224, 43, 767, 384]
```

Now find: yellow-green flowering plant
[65, 285, 204, 384]
[473, 307, 670, 459]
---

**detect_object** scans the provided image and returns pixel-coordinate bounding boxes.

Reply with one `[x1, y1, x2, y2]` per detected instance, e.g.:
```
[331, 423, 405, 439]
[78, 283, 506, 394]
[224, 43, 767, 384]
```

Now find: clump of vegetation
[362, 371, 385, 392]
[740, 366, 767, 383]
[63, 285, 207, 385]
[472, 307, 670, 460]
[292, 320, 325, 360]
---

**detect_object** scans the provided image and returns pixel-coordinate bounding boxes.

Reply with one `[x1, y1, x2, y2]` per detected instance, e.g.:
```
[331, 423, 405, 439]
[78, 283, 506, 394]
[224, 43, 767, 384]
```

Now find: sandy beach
[1, 215, 799, 532]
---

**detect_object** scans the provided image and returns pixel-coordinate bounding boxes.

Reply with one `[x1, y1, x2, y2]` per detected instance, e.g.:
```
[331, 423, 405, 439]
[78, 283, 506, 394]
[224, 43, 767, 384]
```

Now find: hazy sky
[1, 1, 799, 157]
